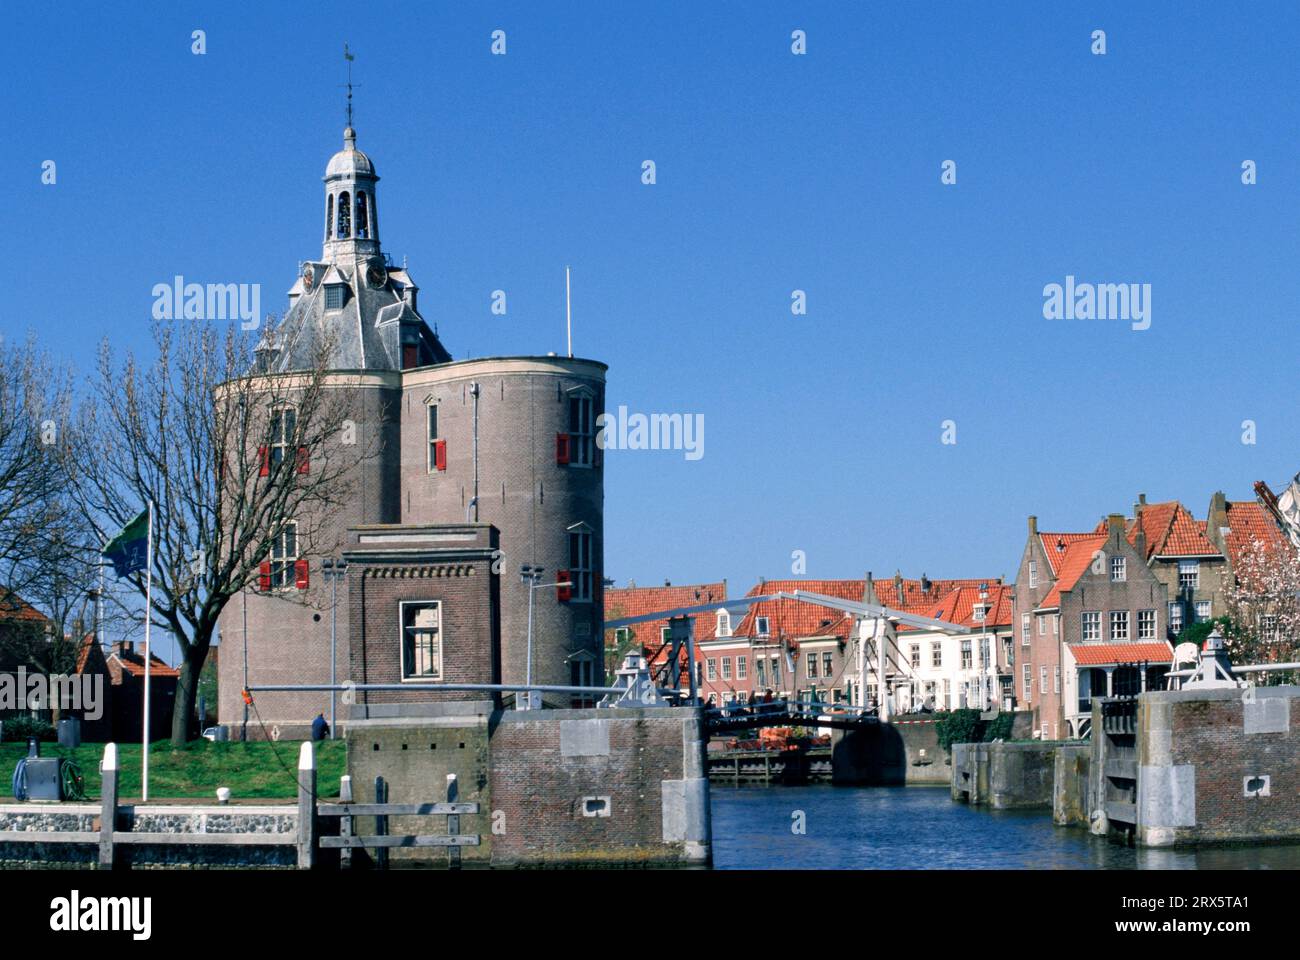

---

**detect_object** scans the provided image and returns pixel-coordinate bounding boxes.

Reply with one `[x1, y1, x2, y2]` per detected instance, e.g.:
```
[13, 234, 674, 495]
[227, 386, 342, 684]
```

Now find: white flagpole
[142, 500, 154, 802]
[565, 266, 572, 358]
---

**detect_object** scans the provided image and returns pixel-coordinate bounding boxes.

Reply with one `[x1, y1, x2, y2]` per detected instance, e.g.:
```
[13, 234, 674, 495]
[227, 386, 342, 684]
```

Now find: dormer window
[756, 616, 770, 637]
[716, 610, 731, 638]
[325, 284, 346, 311]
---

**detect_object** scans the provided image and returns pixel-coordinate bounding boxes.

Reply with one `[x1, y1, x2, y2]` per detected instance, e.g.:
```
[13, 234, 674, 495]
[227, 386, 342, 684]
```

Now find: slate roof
[260, 259, 451, 373]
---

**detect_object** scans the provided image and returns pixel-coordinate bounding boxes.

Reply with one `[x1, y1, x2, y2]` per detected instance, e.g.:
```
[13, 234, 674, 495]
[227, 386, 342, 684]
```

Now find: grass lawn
[0, 740, 347, 801]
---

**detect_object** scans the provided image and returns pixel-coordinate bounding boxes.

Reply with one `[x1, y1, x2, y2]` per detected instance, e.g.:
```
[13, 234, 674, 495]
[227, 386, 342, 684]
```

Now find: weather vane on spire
[343, 42, 358, 129]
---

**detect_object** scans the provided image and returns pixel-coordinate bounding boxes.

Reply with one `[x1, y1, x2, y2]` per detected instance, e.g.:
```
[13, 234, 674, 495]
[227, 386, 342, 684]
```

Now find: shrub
[934, 709, 982, 751]
[3, 716, 56, 743]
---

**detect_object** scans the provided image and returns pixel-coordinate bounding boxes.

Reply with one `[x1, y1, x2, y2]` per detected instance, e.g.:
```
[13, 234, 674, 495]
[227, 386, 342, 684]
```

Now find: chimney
[1134, 493, 1146, 517]
[1207, 491, 1228, 550]
[1135, 527, 1147, 560]
[893, 570, 904, 601]
[920, 572, 931, 592]
[1107, 513, 1125, 539]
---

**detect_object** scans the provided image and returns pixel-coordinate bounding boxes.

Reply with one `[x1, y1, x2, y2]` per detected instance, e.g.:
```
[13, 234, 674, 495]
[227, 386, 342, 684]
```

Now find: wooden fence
[0, 741, 479, 869]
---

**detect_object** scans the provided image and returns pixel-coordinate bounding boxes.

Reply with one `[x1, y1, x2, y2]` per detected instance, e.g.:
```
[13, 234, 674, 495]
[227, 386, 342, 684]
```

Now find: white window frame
[822, 652, 833, 678]
[1022, 663, 1032, 698]
[1195, 600, 1211, 623]
[756, 616, 770, 637]
[1138, 609, 1156, 640]
[1039, 616, 1046, 636]
[566, 524, 593, 602]
[269, 403, 297, 472]
[716, 610, 732, 638]
[399, 600, 443, 681]
[1109, 610, 1129, 642]
[1028, 561, 1038, 589]
[931, 642, 942, 668]
[567, 388, 595, 467]
[1168, 601, 1184, 635]
[1021, 613, 1031, 646]
[1111, 556, 1126, 582]
[961, 638, 972, 669]
[806, 654, 817, 679]
[1081, 611, 1101, 642]
[270, 519, 298, 590]
[737, 655, 747, 680]
[1178, 559, 1200, 591]
[910, 644, 921, 668]
[1040, 666, 1047, 694]
[721, 656, 732, 680]
[706, 659, 717, 682]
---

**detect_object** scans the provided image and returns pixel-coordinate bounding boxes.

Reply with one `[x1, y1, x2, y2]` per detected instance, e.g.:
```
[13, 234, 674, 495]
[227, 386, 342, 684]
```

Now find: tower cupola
[323, 126, 380, 262]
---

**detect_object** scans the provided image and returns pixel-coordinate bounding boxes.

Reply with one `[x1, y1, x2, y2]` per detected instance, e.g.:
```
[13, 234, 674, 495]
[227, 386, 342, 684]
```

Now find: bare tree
[1222, 537, 1300, 682]
[0, 336, 72, 603]
[68, 320, 373, 743]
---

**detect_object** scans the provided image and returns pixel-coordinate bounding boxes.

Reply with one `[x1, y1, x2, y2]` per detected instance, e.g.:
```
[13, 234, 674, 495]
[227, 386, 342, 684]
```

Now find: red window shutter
[297, 445, 310, 475]
[556, 433, 570, 465]
[402, 344, 418, 369]
[258, 562, 271, 591]
[557, 569, 572, 602]
[434, 439, 447, 472]
[295, 559, 310, 590]
[258, 446, 270, 477]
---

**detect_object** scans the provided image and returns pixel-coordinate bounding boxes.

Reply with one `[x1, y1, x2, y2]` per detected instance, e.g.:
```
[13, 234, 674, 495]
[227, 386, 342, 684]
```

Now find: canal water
[710, 784, 1300, 869]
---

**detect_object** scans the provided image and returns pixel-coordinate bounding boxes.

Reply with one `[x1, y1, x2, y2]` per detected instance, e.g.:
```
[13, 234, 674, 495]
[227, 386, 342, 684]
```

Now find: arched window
[337, 191, 351, 239]
[355, 192, 369, 239]
[326, 195, 334, 240]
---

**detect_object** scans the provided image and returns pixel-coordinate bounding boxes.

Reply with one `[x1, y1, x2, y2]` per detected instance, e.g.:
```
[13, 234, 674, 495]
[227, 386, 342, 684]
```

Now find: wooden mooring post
[375, 776, 388, 870]
[297, 741, 316, 870]
[98, 742, 117, 870]
[338, 775, 353, 870]
[446, 774, 461, 870]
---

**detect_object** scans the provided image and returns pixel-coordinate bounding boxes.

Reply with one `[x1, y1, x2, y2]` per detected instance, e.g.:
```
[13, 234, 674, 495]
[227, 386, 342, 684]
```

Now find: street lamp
[322, 557, 348, 739]
[519, 564, 572, 710]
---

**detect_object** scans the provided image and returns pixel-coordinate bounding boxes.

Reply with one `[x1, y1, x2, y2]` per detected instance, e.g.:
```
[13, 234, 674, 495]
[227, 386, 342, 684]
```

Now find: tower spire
[343, 42, 357, 129]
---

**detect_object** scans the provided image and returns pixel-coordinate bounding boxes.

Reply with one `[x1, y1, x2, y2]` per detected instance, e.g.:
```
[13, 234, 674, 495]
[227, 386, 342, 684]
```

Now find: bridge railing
[703, 699, 876, 723]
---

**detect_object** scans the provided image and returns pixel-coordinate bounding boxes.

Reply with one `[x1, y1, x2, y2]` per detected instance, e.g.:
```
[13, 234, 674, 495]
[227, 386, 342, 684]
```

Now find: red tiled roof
[1115, 502, 1219, 558]
[1039, 535, 1108, 609]
[110, 644, 180, 679]
[1221, 500, 1292, 567]
[1067, 642, 1172, 666]
[897, 583, 1014, 632]
[735, 577, 1004, 640]
[0, 590, 49, 624]
[604, 582, 727, 662]
[1038, 533, 1101, 576]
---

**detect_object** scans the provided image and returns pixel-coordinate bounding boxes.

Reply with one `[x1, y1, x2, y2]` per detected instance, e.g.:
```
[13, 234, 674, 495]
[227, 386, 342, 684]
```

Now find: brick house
[1014, 515, 1171, 740]
[105, 641, 179, 742]
[1093, 495, 1229, 638]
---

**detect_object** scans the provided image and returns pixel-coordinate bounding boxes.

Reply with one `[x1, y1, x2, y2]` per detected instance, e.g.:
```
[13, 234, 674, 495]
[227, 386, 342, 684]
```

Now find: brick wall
[344, 707, 710, 867]
[1137, 686, 1300, 846]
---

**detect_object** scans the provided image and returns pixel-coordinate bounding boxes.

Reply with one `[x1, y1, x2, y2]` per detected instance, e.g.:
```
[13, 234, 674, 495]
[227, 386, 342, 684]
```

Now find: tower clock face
[366, 260, 387, 288]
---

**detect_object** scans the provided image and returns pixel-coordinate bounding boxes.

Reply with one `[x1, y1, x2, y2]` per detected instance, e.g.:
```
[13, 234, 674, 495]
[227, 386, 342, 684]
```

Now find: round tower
[401, 358, 607, 701]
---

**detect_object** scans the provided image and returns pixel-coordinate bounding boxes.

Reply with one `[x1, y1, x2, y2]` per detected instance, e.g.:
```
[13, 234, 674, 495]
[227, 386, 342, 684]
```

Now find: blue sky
[6, 2, 1299, 603]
